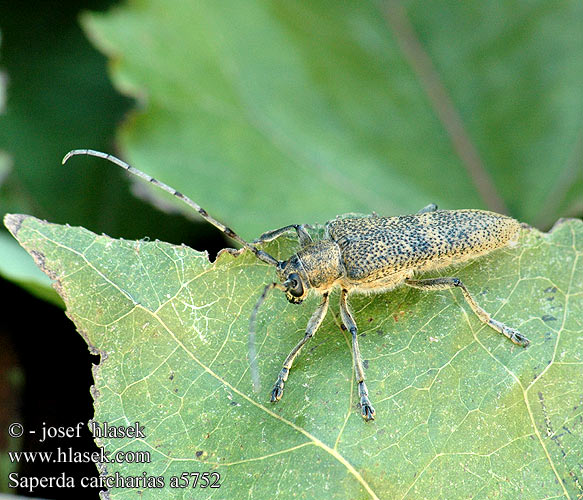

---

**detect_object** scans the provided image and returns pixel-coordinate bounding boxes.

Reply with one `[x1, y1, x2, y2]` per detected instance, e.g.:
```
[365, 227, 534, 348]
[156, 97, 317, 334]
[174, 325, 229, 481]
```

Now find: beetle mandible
[63, 149, 530, 421]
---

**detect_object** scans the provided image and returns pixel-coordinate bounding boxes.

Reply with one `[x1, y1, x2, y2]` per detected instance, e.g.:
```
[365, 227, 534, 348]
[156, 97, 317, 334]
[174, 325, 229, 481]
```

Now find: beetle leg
[340, 289, 375, 421]
[253, 224, 312, 247]
[270, 293, 329, 403]
[405, 277, 530, 346]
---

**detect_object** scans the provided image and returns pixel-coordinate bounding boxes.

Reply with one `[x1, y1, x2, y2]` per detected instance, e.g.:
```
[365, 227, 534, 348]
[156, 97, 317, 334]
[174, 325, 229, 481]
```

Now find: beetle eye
[287, 273, 304, 297]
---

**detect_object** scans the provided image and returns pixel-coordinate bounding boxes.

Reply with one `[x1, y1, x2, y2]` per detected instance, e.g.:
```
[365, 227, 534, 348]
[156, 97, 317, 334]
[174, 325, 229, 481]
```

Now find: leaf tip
[3, 213, 29, 237]
[548, 217, 581, 233]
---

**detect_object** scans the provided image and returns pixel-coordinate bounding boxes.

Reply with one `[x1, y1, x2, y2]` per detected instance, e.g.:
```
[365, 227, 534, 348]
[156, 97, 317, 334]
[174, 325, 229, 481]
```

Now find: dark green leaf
[82, 0, 582, 239]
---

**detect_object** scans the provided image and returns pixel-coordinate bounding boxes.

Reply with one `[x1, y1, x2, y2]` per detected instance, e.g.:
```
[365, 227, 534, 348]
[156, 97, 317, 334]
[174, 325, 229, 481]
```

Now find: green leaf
[0, 2, 213, 301]
[0, 231, 61, 306]
[0, 2, 127, 300]
[5, 213, 582, 499]
[81, 0, 582, 238]
[0, 3, 128, 226]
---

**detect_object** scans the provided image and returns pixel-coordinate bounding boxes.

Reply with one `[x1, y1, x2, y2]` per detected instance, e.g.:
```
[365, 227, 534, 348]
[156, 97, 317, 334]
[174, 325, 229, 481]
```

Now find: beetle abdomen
[327, 210, 520, 283]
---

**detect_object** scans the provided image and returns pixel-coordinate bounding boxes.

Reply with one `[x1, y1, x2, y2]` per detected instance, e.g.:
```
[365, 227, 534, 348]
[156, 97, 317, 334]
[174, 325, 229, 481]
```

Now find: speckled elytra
[63, 149, 530, 421]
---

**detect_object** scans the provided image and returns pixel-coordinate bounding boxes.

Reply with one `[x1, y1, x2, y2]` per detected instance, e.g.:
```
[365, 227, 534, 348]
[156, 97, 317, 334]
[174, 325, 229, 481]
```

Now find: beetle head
[277, 255, 309, 304]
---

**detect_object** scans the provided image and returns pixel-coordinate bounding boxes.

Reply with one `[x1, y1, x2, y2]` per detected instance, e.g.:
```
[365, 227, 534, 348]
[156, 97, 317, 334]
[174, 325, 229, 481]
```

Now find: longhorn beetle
[63, 149, 530, 421]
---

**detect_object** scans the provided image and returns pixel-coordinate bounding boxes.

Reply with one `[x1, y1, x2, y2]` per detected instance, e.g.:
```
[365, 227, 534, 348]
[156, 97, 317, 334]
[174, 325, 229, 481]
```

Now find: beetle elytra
[63, 149, 530, 421]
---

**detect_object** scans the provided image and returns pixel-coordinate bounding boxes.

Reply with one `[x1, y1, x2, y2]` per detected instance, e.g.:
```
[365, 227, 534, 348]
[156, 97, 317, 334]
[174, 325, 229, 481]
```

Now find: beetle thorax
[296, 240, 344, 290]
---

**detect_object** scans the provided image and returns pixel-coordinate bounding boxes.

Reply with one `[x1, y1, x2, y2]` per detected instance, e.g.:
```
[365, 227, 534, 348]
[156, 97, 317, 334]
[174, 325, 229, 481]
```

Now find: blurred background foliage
[0, 1, 581, 497]
[1, 0, 582, 303]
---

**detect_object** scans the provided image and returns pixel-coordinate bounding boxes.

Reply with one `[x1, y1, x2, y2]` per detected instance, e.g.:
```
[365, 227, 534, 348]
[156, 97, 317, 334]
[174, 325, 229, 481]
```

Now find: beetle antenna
[249, 282, 286, 392]
[62, 149, 281, 267]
